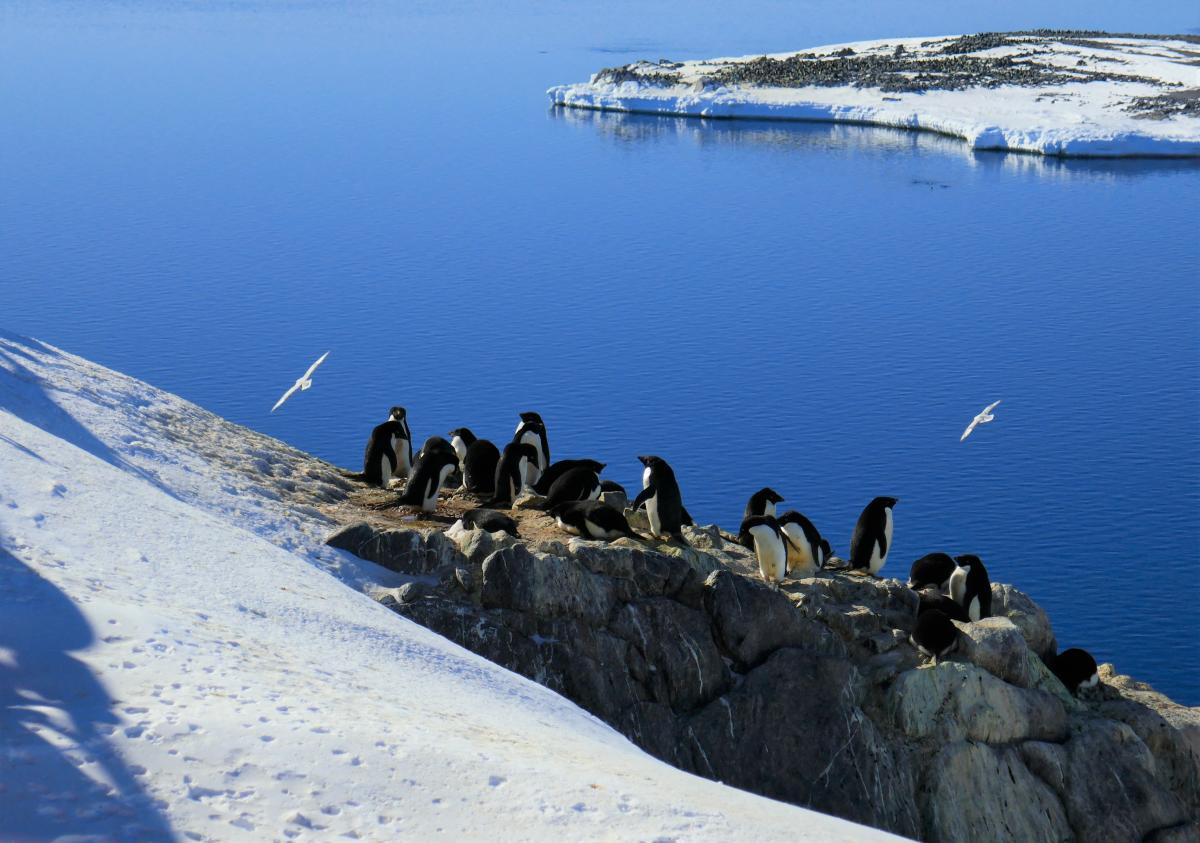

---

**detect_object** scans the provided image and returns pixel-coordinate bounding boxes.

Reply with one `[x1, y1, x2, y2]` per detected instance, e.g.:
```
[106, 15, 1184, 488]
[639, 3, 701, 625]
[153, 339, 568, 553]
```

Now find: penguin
[777, 510, 828, 576]
[532, 459, 606, 496]
[513, 412, 550, 484]
[362, 420, 406, 488]
[949, 554, 992, 621]
[415, 435, 456, 463]
[918, 592, 971, 624]
[394, 448, 458, 513]
[910, 609, 959, 663]
[849, 496, 898, 576]
[744, 488, 785, 520]
[737, 515, 789, 589]
[458, 507, 520, 537]
[459, 438, 501, 495]
[488, 441, 539, 507]
[1048, 648, 1100, 696]
[447, 427, 478, 467]
[599, 479, 627, 496]
[544, 466, 602, 509]
[908, 552, 957, 591]
[388, 406, 414, 475]
[630, 455, 687, 543]
[551, 500, 636, 541]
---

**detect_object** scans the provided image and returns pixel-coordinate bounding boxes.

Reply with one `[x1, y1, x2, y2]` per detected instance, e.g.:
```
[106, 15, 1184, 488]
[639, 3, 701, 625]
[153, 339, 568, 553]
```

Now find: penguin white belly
[753, 532, 787, 586]
[586, 484, 601, 501]
[949, 568, 967, 604]
[968, 595, 981, 622]
[868, 509, 892, 574]
[781, 524, 816, 576]
[519, 432, 544, 484]
[868, 540, 886, 575]
[379, 453, 393, 486]
[642, 467, 652, 489]
[646, 494, 662, 537]
[764, 502, 777, 517]
[1080, 673, 1100, 690]
[421, 464, 455, 512]
[451, 436, 467, 464]
[556, 516, 581, 536]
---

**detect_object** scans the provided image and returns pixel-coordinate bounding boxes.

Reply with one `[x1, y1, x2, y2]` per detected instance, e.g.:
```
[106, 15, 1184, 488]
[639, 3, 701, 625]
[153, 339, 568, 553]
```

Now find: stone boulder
[888, 661, 1068, 744]
[481, 546, 616, 626]
[326, 522, 465, 575]
[991, 582, 1056, 659]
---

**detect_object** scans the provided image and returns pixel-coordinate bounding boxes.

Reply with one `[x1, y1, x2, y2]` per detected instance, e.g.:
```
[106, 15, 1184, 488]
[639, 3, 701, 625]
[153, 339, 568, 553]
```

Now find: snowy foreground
[549, 33, 1200, 157]
[0, 331, 899, 842]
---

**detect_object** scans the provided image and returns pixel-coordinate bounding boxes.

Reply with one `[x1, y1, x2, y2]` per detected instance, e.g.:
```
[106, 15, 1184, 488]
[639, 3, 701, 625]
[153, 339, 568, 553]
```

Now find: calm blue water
[3, 1, 1198, 703]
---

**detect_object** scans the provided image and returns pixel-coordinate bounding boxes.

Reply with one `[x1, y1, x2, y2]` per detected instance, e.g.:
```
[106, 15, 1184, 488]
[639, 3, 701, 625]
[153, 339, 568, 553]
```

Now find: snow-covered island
[548, 31, 1200, 157]
[3, 331, 1199, 842]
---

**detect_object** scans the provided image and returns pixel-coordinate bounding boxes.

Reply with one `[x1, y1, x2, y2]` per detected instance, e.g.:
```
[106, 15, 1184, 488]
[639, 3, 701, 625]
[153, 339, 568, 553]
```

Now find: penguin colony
[358, 407, 1101, 696]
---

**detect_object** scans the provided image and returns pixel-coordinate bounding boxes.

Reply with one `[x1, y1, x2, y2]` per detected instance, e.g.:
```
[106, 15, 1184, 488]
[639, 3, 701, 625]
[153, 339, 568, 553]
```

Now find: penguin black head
[637, 455, 662, 467]
[448, 427, 477, 443]
[953, 553, 981, 572]
[754, 488, 784, 504]
[516, 442, 540, 462]
[875, 496, 899, 508]
[519, 411, 544, 425]
[389, 406, 406, 421]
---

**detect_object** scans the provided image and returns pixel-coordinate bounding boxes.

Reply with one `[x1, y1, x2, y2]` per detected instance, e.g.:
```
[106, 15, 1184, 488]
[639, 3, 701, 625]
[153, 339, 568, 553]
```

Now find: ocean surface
[2, 1, 1198, 703]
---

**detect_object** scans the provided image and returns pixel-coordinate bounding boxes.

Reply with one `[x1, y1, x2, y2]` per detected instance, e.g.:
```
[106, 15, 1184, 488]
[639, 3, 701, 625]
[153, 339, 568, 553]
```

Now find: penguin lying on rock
[908, 552, 957, 591]
[532, 459, 606, 496]
[551, 500, 636, 541]
[458, 508, 520, 537]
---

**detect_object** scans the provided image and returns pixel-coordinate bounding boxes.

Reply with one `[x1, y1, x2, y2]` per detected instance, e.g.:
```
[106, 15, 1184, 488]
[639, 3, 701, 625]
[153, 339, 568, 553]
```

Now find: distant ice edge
[547, 85, 1200, 159]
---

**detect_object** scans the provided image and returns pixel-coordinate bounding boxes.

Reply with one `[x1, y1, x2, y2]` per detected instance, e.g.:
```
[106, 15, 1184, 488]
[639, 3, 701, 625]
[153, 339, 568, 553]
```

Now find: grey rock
[954, 616, 1037, 687]
[481, 546, 616, 626]
[599, 489, 628, 511]
[453, 566, 474, 594]
[445, 521, 522, 566]
[991, 583, 1056, 658]
[325, 522, 465, 575]
[397, 581, 429, 604]
[512, 490, 547, 510]
[703, 569, 845, 667]
[1098, 697, 1200, 817]
[923, 741, 1071, 843]
[888, 661, 1068, 744]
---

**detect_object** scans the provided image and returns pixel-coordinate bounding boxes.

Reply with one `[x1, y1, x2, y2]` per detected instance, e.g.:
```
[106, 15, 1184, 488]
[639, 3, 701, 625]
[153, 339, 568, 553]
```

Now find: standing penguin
[910, 609, 959, 663]
[388, 406, 414, 476]
[1048, 648, 1100, 695]
[394, 448, 458, 513]
[949, 554, 993, 621]
[738, 515, 789, 589]
[362, 420, 406, 488]
[849, 496, 898, 576]
[630, 455, 687, 543]
[454, 433, 501, 496]
[551, 500, 636, 541]
[448, 427, 478, 467]
[908, 553, 958, 591]
[544, 466, 602, 509]
[777, 510, 828, 577]
[488, 441, 539, 507]
[514, 412, 550, 485]
[744, 488, 785, 520]
[532, 459, 606, 496]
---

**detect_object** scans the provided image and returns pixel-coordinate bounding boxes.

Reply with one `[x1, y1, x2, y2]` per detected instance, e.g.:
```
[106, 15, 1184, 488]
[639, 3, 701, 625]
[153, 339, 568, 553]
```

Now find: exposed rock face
[329, 520, 1200, 842]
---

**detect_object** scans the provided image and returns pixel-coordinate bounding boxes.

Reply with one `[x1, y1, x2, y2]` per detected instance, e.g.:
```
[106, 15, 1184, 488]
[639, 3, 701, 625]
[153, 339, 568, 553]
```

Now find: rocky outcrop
[329, 520, 1200, 842]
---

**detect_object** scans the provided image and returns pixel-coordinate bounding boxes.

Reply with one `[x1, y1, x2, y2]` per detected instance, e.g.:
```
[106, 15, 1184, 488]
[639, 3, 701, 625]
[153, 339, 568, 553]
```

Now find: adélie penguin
[849, 497, 898, 576]
[630, 455, 687, 543]
[910, 609, 959, 663]
[514, 412, 550, 485]
[457, 507, 520, 537]
[1047, 648, 1100, 696]
[388, 406, 414, 475]
[448, 428, 501, 495]
[551, 500, 636, 541]
[949, 554, 992, 621]
[744, 488, 785, 520]
[394, 448, 458, 513]
[532, 459, 606, 496]
[908, 552, 958, 591]
[918, 592, 971, 624]
[738, 515, 789, 589]
[362, 419, 406, 488]
[777, 510, 829, 577]
[488, 441, 539, 508]
[544, 466, 602, 509]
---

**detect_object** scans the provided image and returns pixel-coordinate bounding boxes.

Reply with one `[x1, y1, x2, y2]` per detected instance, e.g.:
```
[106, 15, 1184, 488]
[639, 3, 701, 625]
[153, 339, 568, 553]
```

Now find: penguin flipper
[631, 484, 655, 509]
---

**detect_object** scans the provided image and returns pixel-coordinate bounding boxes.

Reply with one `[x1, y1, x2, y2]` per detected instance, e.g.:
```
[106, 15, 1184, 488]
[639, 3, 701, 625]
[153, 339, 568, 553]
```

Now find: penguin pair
[906, 552, 992, 621]
[631, 455, 688, 543]
[742, 488, 831, 577]
[448, 427, 501, 495]
[362, 406, 413, 488]
[551, 500, 636, 541]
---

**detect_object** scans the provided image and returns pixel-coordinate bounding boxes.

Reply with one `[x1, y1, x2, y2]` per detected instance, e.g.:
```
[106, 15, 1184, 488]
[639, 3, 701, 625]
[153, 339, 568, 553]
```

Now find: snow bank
[548, 34, 1200, 158]
[0, 331, 898, 842]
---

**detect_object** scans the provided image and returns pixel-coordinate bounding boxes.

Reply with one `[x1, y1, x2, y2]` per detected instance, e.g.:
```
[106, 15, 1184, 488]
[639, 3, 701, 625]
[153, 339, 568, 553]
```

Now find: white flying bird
[960, 400, 1001, 441]
[271, 351, 330, 413]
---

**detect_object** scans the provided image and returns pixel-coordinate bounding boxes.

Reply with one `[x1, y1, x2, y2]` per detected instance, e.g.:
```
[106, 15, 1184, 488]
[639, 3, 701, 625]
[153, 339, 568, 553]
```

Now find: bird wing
[271, 381, 301, 413]
[982, 399, 1001, 414]
[302, 351, 330, 380]
[960, 418, 979, 441]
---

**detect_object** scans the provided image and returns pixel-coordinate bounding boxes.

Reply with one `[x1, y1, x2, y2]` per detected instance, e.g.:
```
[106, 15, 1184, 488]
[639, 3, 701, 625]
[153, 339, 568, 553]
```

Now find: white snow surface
[0, 332, 901, 842]
[548, 34, 1200, 157]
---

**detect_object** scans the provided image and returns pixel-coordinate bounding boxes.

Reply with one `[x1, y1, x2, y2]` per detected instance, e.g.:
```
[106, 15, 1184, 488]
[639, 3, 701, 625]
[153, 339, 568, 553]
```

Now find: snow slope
[548, 34, 1200, 157]
[0, 331, 900, 842]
